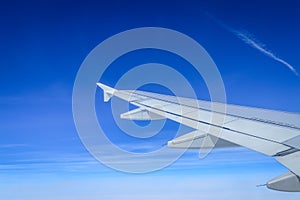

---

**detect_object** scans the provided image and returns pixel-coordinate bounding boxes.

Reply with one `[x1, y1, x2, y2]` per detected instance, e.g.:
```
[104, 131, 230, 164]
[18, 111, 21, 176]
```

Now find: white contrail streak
[208, 14, 298, 76]
[234, 31, 298, 76]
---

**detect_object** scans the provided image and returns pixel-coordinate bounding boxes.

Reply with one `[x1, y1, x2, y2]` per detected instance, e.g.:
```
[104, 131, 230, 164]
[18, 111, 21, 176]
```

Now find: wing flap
[167, 130, 238, 149]
[276, 151, 300, 176]
[283, 135, 300, 149]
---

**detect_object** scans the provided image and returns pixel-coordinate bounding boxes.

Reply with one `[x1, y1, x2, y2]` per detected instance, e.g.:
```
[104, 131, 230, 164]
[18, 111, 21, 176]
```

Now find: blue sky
[0, 0, 300, 199]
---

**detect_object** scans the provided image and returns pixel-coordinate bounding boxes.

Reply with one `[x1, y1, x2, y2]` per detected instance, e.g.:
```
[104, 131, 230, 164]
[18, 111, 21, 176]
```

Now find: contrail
[208, 14, 298, 76]
[234, 31, 298, 76]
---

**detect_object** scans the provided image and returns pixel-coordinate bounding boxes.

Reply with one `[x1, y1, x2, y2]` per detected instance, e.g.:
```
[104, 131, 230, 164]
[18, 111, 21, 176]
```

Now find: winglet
[96, 82, 116, 102]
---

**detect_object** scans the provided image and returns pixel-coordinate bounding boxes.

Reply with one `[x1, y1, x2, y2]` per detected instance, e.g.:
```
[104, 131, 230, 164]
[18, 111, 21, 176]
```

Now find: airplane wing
[97, 82, 300, 192]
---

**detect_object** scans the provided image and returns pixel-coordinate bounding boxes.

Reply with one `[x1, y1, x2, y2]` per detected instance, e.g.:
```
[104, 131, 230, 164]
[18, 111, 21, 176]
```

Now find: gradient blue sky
[1, 0, 300, 199]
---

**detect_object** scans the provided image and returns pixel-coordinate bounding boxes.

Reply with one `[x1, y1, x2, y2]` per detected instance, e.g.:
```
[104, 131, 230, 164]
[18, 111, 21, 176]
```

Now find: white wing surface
[97, 83, 300, 192]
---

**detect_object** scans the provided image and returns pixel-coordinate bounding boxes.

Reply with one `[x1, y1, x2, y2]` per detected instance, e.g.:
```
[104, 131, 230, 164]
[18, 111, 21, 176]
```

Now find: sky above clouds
[0, 0, 300, 199]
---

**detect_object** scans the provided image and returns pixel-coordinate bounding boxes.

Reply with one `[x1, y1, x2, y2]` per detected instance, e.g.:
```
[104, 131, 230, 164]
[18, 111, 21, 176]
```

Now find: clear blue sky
[0, 0, 300, 199]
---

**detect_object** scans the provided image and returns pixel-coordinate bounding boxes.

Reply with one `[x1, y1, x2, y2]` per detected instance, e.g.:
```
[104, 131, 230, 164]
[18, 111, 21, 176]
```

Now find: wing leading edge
[97, 83, 300, 192]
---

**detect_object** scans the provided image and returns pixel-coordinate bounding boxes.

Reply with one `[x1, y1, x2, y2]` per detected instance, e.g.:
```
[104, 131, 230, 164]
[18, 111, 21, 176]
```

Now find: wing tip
[96, 82, 116, 102]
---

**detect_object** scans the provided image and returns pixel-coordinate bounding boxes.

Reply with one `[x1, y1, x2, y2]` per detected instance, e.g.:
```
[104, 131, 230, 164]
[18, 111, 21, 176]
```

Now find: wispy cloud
[0, 144, 28, 148]
[0, 147, 277, 175]
[208, 14, 298, 76]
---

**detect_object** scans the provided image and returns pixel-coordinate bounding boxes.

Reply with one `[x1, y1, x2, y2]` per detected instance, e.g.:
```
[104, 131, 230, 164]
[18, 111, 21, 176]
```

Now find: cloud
[208, 14, 298, 76]
[0, 146, 278, 175]
[0, 144, 28, 148]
